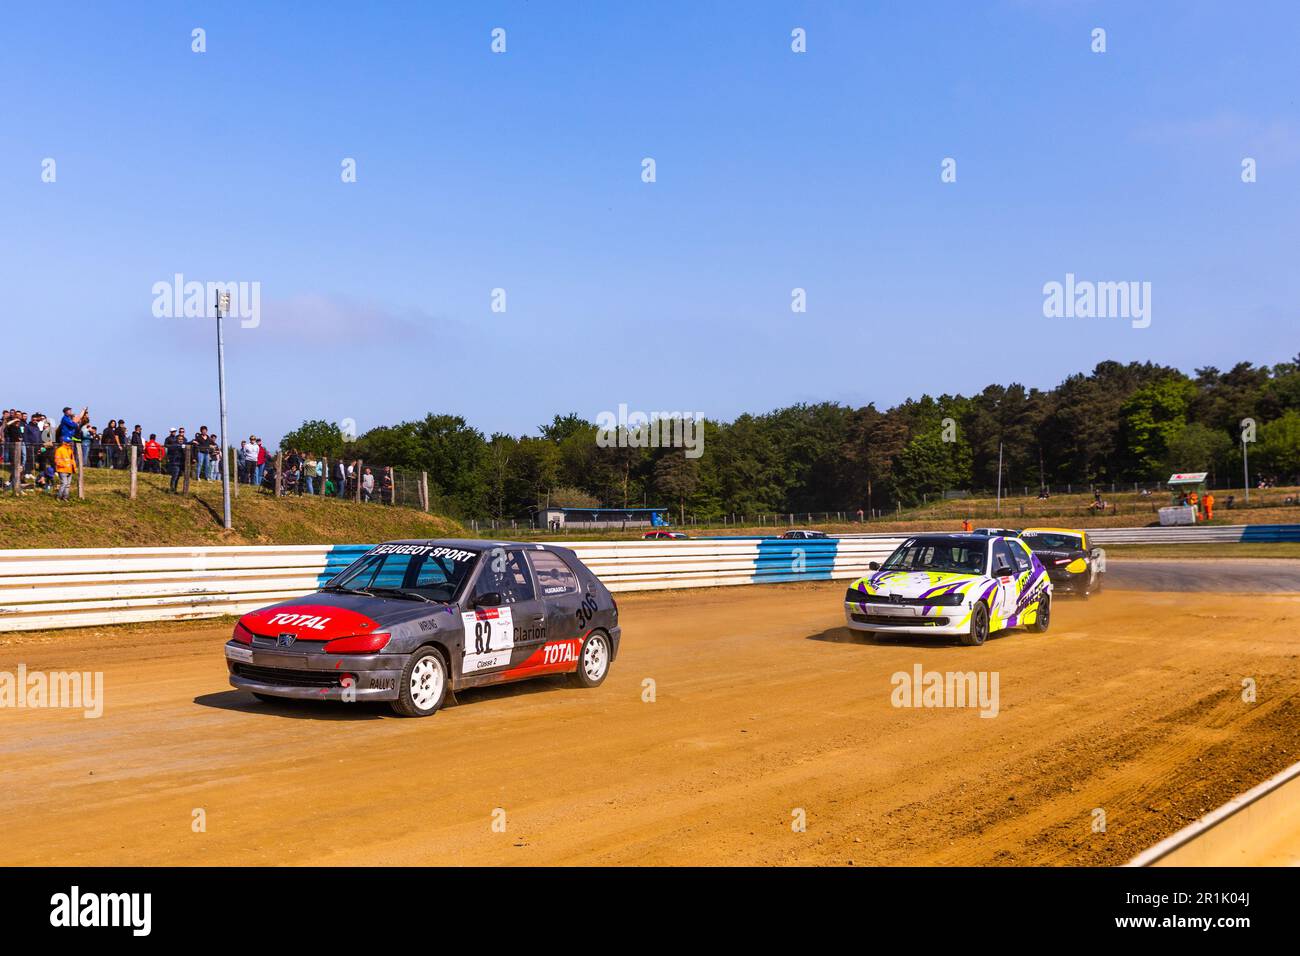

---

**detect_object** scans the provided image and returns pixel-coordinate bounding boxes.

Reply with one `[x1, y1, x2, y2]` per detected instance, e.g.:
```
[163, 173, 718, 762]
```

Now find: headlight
[324, 632, 391, 653]
[1065, 558, 1087, 573]
[928, 592, 965, 606]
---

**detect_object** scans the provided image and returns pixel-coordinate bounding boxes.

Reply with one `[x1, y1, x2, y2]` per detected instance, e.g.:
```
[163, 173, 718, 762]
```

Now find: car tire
[1028, 593, 1051, 633]
[960, 602, 990, 646]
[569, 630, 611, 688]
[391, 646, 448, 717]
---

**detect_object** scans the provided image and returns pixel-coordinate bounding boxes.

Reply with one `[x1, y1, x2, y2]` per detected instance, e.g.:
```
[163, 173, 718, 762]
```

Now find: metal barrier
[2, 525, 1295, 633]
[0, 538, 899, 633]
[1127, 759, 1300, 866]
[839, 524, 1300, 544]
[1086, 524, 1300, 544]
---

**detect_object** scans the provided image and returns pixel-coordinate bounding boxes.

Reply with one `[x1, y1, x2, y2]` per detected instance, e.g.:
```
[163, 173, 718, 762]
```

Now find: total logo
[541, 641, 579, 665]
[268, 613, 332, 630]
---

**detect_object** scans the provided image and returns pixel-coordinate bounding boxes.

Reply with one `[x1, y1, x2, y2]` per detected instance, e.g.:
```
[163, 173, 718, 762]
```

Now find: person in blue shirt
[58, 407, 86, 444]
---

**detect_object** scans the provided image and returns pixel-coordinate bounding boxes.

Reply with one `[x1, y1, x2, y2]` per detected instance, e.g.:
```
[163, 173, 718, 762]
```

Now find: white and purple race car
[844, 533, 1052, 646]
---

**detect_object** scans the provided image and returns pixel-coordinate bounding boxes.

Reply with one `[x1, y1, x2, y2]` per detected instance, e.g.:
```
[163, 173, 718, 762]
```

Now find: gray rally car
[225, 539, 620, 717]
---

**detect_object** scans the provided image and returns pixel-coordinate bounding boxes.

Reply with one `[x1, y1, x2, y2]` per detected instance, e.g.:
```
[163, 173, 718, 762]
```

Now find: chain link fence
[1, 441, 438, 514]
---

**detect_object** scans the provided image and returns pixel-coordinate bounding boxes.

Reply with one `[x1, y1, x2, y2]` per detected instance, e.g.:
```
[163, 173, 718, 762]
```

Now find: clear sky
[3, 1, 1297, 445]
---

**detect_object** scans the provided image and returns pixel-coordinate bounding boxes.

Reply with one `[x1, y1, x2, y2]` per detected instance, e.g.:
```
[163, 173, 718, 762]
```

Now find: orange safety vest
[55, 444, 77, 474]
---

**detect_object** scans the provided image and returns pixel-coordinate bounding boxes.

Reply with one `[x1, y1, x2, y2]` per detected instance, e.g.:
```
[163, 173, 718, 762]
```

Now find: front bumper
[225, 641, 405, 702]
[843, 602, 971, 636]
[1044, 567, 1090, 592]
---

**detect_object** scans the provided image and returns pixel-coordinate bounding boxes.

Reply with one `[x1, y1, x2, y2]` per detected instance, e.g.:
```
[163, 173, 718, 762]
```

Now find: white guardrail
[1, 524, 1295, 633]
[0, 537, 901, 633]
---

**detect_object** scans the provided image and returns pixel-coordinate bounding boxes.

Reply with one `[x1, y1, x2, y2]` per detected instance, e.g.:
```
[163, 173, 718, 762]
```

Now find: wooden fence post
[354, 460, 362, 503]
[77, 443, 86, 500]
[129, 445, 138, 499]
[321, 456, 329, 497]
[275, 453, 284, 497]
[182, 445, 191, 494]
[10, 443, 18, 496]
[386, 466, 394, 506]
[420, 471, 430, 512]
[230, 446, 238, 498]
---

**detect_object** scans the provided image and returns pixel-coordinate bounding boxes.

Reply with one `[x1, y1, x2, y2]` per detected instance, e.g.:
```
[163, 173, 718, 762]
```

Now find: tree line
[279, 357, 1300, 521]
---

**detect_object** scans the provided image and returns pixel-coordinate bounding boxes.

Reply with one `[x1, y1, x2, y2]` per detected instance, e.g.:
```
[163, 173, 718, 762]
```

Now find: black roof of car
[900, 534, 992, 547]
[377, 539, 575, 555]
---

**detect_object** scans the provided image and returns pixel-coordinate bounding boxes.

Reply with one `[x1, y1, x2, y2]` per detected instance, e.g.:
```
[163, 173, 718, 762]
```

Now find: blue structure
[538, 507, 670, 531]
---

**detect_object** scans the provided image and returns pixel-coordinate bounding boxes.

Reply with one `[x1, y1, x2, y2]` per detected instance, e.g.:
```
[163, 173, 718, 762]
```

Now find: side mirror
[474, 591, 502, 608]
[995, 565, 1013, 578]
[868, 561, 880, 571]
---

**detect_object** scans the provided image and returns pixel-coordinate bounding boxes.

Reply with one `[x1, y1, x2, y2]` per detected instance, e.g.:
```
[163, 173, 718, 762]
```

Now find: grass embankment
[0, 468, 464, 549]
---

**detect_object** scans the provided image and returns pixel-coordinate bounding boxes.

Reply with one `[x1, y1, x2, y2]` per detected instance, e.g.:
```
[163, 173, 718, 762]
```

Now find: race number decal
[461, 606, 515, 672]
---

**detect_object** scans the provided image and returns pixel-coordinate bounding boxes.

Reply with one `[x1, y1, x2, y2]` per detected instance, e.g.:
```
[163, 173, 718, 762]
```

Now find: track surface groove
[1, 571, 1297, 865]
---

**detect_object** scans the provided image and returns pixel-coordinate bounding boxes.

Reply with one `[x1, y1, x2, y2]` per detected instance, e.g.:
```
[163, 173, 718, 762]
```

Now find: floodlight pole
[996, 442, 1003, 515]
[1242, 438, 1250, 504]
[216, 292, 233, 530]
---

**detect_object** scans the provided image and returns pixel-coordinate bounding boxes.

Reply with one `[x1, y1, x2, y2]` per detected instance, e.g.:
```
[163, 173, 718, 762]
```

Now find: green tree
[1118, 375, 1197, 479]
[280, 419, 346, 457]
[1256, 410, 1300, 480]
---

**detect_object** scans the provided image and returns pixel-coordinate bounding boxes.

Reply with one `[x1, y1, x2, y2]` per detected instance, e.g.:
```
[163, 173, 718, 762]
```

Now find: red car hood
[239, 601, 383, 640]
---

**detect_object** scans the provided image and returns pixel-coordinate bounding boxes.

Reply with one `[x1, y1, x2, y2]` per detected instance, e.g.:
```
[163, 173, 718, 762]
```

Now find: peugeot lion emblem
[277, 633, 297, 648]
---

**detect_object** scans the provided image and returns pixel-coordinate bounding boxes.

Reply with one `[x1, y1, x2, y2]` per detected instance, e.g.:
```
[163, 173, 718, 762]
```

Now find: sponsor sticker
[461, 606, 514, 671]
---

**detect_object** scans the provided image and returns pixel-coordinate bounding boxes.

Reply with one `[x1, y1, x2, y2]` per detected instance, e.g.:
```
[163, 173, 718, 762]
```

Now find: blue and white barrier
[0, 537, 897, 633]
[1, 524, 1295, 633]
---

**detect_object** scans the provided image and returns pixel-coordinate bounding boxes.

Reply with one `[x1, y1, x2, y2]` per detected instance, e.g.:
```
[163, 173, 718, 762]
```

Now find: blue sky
[3, 1, 1297, 444]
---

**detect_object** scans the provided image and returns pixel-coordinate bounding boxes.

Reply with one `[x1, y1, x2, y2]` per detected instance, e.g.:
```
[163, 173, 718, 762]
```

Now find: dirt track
[2, 571, 1298, 866]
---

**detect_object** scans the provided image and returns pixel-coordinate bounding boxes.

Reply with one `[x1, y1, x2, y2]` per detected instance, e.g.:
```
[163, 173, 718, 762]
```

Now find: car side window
[528, 550, 580, 596]
[992, 541, 1016, 575]
[472, 549, 535, 605]
[1009, 540, 1033, 573]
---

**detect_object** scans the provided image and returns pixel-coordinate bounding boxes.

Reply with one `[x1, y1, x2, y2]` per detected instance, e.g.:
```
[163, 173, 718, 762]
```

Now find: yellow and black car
[1018, 528, 1106, 598]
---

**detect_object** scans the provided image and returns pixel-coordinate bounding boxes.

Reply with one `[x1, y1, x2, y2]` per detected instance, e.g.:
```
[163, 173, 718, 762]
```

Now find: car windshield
[881, 539, 987, 575]
[1021, 532, 1082, 552]
[325, 544, 480, 602]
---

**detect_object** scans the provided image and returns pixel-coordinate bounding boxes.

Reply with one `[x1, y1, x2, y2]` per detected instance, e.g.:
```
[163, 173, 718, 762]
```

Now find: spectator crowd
[2, 406, 399, 504]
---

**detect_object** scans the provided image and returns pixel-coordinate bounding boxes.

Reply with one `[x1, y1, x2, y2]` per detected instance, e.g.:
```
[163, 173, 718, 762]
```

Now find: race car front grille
[851, 613, 950, 627]
[249, 635, 327, 652]
[849, 593, 959, 606]
[231, 663, 343, 688]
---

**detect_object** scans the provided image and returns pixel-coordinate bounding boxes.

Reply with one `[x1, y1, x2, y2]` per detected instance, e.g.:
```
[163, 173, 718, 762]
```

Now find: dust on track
[1, 566, 1297, 866]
